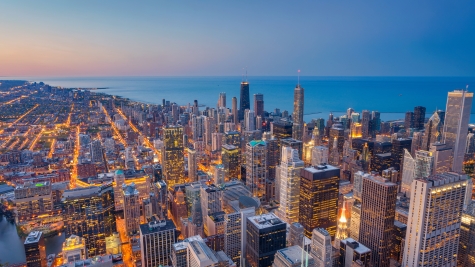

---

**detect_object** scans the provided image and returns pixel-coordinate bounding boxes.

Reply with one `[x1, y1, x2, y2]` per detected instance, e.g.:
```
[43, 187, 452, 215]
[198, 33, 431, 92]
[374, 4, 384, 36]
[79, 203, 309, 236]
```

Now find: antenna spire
[467, 84, 469, 91]
[246, 67, 248, 82]
[298, 69, 300, 86]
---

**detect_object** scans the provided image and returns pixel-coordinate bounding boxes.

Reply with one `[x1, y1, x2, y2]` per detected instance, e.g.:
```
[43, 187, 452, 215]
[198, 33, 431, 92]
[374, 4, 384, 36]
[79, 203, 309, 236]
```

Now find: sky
[1, 1, 475, 77]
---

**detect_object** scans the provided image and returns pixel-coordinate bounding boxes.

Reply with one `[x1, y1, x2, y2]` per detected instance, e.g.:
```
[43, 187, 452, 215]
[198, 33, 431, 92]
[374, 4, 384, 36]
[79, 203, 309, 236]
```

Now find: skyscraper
[232, 96, 238, 124]
[254, 93, 264, 118]
[413, 106, 426, 130]
[161, 125, 185, 187]
[218, 92, 226, 108]
[310, 228, 332, 267]
[245, 140, 267, 201]
[359, 175, 397, 267]
[221, 144, 240, 181]
[224, 206, 255, 266]
[443, 89, 473, 172]
[24, 231, 46, 267]
[299, 165, 340, 238]
[422, 111, 443, 150]
[239, 81, 250, 122]
[402, 173, 469, 267]
[273, 246, 315, 267]
[191, 114, 206, 141]
[62, 184, 116, 257]
[244, 109, 255, 131]
[123, 183, 141, 235]
[458, 202, 475, 267]
[404, 111, 414, 131]
[187, 147, 197, 182]
[338, 238, 371, 267]
[292, 85, 304, 141]
[276, 146, 304, 224]
[264, 136, 280, 179]
[361, 110, 371, 139]
[245, 213, 287, 267]
[401, 149, 434, 194]
[140, 217, 177, 267]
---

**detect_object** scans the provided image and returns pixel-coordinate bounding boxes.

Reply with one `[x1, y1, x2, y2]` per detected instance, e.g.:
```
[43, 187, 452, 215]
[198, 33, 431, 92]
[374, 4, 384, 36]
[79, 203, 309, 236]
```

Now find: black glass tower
[239, 81, 250, 122]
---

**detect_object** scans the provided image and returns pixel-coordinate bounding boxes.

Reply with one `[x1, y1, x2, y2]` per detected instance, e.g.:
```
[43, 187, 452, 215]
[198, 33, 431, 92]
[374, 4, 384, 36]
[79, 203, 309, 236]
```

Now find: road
[116, 218, 135, 267]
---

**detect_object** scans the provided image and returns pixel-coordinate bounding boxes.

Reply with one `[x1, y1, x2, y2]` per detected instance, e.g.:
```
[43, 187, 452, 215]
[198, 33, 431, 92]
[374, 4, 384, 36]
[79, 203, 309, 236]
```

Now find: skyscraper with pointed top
[292, 80, 304, 141]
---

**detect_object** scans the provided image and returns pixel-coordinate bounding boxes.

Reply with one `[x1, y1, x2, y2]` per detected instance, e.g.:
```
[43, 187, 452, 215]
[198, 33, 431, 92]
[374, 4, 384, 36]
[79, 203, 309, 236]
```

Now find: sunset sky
[1, 1, 475, 77]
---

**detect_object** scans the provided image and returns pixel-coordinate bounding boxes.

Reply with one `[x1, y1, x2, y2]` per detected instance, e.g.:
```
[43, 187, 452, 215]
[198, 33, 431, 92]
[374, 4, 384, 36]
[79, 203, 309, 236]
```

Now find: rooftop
[25, 231, 42, 244]
[276, 245, 312, 265]
[139, 218, 176, 235]
[249, 140, 266, 147]
[341, 238, 371, 254]
[248, 213, 285, 229]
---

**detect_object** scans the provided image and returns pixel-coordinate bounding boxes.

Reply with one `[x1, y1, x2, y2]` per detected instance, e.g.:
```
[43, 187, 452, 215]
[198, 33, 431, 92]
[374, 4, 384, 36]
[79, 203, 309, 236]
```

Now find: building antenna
[242, 68, 244, 82]
[246, 67, 248, 82]
[298, 69, 301, 86]
[467, 84, 469, 91]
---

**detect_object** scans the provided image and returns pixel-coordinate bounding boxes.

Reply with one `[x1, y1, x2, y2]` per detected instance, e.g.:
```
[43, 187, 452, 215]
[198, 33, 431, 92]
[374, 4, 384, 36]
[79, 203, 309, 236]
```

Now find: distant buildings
[292, 84, 304, 141]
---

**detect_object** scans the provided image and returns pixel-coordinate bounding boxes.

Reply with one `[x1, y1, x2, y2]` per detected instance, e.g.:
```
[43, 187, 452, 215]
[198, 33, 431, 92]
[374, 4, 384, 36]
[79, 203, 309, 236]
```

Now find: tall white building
[402, 173, 469, 267]
[245, 140, 267, 201]
[123, 183, 141, 235]
[224, 207, 255, 266]
[443, 89, 473, 172]
[310, 228, 332, 267]
[276, 146, 304, 224]
[311, 146, 329, 166]
[401, 149, 434, 194]
[244, 109, 255, 131]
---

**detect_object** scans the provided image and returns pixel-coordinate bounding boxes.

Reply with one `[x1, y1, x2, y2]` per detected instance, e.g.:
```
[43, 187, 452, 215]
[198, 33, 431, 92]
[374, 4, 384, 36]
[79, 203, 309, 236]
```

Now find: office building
[311, 146, 328, 166]
[361, 110, 371, 139]
[429, 142, 452, 174]
[272, 120, 293, 144]
[413, 106, 426, 130]
[443, 89, 473, 172]
[401, 149, 434, 194]
[339, 238, 371, 267]
[289, 222, 304, 247]
[187, 147, 198, 182]
[391, 138, 412, 171]
[402, 173, 469, 267]
[281, 138, 303, 160]
[191, 115, 206, 141]
[273, 246, 315, 267]
[201, 184, 223, 217]
[140, 218, 177, 267]
[292, 84, 304, 141]
[359, 175, 397, 267]
[218, 92, 226, 108]
[277, 146, 304, 224]
[244, 109, 256, 131]
[14, 181, 53, 222]
[245, 213, 287, 267]
[245, 140, 267, 201]
[264, 136, 280, 179]
[404, 111, 414, 132]
[329, 124, 345, 160]
[89, 140, 103, 163]
[123, 183, 141, 235]
[62, 184, 116, 257]
[232, 96, 238, 123]
[62, 235, 87, 263]
[310, 228, 332, 267]
[239, 81, 250, 121]
[25, 231, 46, 267]
[422, 111, 443, 150]
[254, 93, 264, 118]
[349, 202, 361, 242]
[459, 202, 475, 267]
[299, 165, 340, 238]
[224, 207, 255, 266]
[161, 125, 185, 187]
[221, 144, 240, 180]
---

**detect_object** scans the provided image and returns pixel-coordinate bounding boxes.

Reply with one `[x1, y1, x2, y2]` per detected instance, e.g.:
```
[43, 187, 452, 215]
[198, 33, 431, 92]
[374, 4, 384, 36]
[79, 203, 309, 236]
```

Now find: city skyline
[1, 1, 475, 77]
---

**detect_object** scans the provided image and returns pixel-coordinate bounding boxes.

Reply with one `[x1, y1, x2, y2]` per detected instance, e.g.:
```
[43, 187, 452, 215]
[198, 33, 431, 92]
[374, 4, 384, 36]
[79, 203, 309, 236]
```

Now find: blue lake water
[3, 76, 475, 122]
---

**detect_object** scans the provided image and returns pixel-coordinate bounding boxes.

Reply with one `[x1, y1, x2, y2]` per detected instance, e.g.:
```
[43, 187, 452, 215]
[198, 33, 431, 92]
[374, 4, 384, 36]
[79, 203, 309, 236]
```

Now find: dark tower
[239, 81, 250, 122]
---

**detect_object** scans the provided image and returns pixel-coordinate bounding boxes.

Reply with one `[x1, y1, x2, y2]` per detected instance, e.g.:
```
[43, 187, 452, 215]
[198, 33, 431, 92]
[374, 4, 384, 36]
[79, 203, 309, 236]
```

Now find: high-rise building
[187, 147, 197, 182]
[288, 222, 304, 247]
[14, 181, 53, 222]
[361, 110, 371, 139]
[404, 111, 414, 131]
[429, 142, 452, 174]
[239, 81, 250, 122]
[391, 138, 412, 171]
[422, 111, 443, 150]
[245, 140, 267, 201]
[310, 228, 332, 267]
[402, 173, 469, 267]
[413, 106, 426, 130]
[191, 114, 206, 141]
[443, 89, 473, 172]
[254, 93, 264, 118]
[277, 146, 304, 224]
[273, 245, 315, 267]
[329, 124, 345, 160]
[359, 175, 397, 267]
[140, 217, 177, 267]
[200, 184, 223, 217]
[402, 149, 435, 193]
[292, 85, 304, 141]
[311, 146, 329, 166]
[62, 184, 116, 257]
[349, 202, 361, 241]
[281, 138, 303, 160]
[459, 202, 475, 267]
[224, 207, 255, 266]
[221, 144, 240, 181]
[223, 131, 241, 147]
[89, 140, 103, 163]
[264, 136, 280, 179]
[299, 165, 340, 238]
[204, 116, 216, 148]
[24, 231, 46, 267]
[245, 213, 287, 267]
[244, 109, 255, 131]
[232, 96, 238, 124]
[161, 125, 185, 187]
[338, 238, 371, 267]
[123, 183, 141, 235]
[218, 92, 226, 108]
